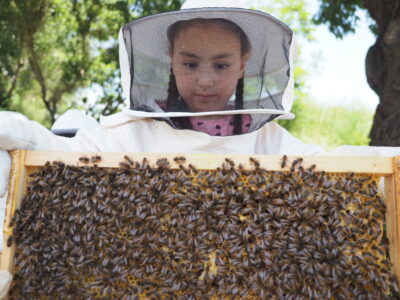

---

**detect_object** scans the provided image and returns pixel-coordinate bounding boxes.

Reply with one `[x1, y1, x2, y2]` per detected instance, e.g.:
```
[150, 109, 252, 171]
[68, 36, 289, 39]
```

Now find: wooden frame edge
[385, 174, 399, 281]
[392, 156, 400, 282]
[1, 150, 27, 271]
[24, 151, 393, 175]
[1, 150, 399, 287]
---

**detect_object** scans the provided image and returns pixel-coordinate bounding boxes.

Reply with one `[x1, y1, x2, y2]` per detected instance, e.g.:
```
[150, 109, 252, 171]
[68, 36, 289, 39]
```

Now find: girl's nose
[196, 70, 215, 89]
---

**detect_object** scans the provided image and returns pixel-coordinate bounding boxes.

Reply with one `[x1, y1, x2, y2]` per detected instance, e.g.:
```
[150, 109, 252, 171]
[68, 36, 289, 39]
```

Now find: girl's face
[171, 23, 248, 113]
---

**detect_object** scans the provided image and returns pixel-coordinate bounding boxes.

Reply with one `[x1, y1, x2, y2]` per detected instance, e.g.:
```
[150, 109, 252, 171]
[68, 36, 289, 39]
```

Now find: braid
[166, 68, 179, 111]
[166, 68, 192, 130]
[233, 77, 244, 135]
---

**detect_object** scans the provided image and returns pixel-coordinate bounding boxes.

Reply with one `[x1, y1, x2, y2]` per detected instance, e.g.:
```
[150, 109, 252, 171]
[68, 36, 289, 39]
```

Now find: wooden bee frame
[1, 150, 400, 284]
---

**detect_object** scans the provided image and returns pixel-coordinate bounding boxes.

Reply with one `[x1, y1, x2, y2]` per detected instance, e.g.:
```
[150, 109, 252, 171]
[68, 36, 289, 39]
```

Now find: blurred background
[1, 0, 399, 149]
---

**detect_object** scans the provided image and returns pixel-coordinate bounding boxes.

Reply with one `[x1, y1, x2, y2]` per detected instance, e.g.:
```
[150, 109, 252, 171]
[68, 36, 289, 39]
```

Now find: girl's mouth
[195, 94, 216, 99]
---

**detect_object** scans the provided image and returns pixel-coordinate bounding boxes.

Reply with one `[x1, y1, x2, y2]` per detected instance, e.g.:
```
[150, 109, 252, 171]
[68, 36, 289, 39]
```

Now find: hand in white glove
[0, 111, 36, 150]
[0, 110, 88, 196]
[0, 112, 29, 198]
[0, 150, 11, 198]
[0, 111, 81, 152]
[0, 270, 12, 299]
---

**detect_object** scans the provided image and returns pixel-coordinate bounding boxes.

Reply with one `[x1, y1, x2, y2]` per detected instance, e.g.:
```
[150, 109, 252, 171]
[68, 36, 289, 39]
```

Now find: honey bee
[249, 157, 260, 168]
[280, 155, 288, 168]
[90, 155, 102, 164]
[156, 158, 170, 169]
[123, 155, 134, 166]
[188, 163, 198, 174]
[119, 162, 131, 168]
[7, 235, 13, 247]
[290, 157, 304, 172]
[225, 158, 235, 167]
[173, 156, 186, 165]
[78, 156, 90, 163]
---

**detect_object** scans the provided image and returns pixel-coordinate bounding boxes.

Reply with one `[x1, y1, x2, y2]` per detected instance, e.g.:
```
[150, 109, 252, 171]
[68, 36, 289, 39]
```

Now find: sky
[300, 0, 378, 111]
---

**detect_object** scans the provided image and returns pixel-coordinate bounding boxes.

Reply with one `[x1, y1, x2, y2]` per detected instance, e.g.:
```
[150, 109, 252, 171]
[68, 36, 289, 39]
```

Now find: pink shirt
[190, 115, 252, 136]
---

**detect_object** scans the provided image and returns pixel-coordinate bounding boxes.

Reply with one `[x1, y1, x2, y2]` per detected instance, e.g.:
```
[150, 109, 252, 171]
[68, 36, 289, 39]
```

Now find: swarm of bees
[7, 155, 400, 299]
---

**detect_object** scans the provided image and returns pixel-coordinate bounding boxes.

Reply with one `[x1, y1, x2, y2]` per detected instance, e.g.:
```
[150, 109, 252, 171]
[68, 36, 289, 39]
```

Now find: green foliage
[250, 0, 316, 93]
[278, 98, 373, 150]
[250, 0, 315, 40]
[0, 0, 183, 125]
[250, 0, 316, 111]
[312, 0, 366, 38]
[133, 0, 183, 17]
[0, 0, 26, 110]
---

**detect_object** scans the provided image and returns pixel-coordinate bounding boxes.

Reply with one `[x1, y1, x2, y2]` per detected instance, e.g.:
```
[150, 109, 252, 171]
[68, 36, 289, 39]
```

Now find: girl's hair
[166, 18, 251, 134]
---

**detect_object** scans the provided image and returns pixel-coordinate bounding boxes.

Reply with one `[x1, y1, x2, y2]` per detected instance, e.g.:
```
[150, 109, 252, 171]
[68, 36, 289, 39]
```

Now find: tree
[313, 0, 400, 146]
[0, 0, 26, 110]
[250, 0, 316, 132]
[0, 0, 182, 126]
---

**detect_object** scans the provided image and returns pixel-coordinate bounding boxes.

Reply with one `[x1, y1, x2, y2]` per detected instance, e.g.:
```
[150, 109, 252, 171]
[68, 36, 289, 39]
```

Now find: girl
[166, 17, 252, 136]
[0, 0, 399, 294]
[118, 0, 298, 137]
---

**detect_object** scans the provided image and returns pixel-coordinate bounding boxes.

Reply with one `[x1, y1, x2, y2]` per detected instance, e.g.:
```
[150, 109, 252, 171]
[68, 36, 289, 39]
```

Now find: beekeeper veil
[119, 0, 297, 133]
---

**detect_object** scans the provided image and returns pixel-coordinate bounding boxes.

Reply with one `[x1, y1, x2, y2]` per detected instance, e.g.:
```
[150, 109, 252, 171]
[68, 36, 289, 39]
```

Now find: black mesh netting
[121, 8, 294, 132]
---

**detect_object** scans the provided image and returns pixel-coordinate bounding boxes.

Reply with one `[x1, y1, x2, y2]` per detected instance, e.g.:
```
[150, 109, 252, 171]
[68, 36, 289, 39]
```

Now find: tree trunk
[366, 0, 400, 146]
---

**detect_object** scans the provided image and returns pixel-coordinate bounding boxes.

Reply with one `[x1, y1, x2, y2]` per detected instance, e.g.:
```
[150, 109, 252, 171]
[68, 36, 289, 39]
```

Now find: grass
[278, 99, 374, 150]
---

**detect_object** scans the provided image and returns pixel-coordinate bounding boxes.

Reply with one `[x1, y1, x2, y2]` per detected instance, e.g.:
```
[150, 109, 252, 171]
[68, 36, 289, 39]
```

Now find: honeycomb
[7, 156, 400, 299]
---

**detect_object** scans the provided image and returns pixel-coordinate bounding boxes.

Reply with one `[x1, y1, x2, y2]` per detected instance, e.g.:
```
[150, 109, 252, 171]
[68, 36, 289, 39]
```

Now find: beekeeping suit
[0, 0, 399, 296]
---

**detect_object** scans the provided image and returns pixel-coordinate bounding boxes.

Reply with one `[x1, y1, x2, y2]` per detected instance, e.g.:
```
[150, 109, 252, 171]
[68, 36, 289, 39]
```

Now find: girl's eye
[215, 63, 230, 70]
[183, 62, 197, 69]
